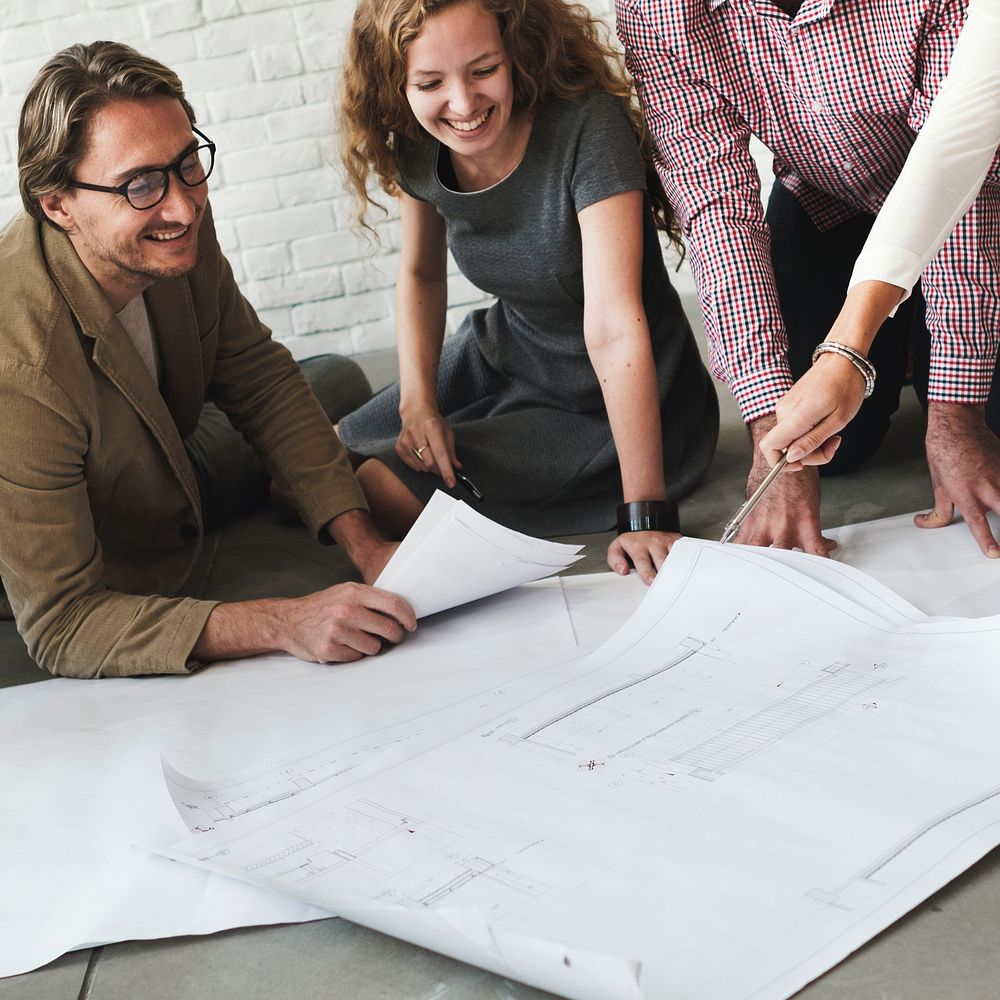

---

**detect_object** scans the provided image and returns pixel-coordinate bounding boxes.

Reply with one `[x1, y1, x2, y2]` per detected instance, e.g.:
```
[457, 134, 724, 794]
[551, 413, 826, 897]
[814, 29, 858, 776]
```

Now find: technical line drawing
[520, 637, 706, 740]
[412, 854, 551, 913]
[154, 537, 1000, 1000]
[230, 797, 461, 889]
[669, 663, 893, 780]
[808, 783, 1000, 910]
[505, 644, 897, 786]
[168, 677, 542, 832]
[200, 794, 552, 922]
[173, 736, 418, 827]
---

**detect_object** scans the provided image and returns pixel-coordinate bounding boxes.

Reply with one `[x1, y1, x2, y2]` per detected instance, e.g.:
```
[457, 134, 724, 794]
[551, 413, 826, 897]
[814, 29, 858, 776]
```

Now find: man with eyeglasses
[0, 41, 417, 678]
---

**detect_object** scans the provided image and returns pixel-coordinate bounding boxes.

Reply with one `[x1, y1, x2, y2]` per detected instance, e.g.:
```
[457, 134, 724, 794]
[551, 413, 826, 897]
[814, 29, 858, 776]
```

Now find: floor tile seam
[78, 948, 102, 1000]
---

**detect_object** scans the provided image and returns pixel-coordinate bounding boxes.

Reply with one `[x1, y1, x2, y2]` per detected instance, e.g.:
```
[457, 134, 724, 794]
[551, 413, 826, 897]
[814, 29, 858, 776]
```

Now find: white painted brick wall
[0, 0, 773, 358]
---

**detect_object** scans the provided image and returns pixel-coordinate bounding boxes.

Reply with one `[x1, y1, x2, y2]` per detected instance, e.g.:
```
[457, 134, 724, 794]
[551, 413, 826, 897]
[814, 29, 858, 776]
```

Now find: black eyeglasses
[69, 126, 217, 210]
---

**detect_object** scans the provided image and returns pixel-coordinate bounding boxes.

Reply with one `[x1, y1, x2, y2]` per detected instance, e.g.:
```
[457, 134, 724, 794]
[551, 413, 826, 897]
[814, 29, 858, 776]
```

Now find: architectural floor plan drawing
[808, 780, 1000, 911]
[509, 634, 897, 786]
[157, 539, 1000, 1000]
[1, 575, 603, 979]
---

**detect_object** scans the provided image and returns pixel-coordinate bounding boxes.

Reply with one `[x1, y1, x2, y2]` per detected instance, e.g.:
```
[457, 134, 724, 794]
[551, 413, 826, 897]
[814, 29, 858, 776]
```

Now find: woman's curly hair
[339, 0, 682, 253]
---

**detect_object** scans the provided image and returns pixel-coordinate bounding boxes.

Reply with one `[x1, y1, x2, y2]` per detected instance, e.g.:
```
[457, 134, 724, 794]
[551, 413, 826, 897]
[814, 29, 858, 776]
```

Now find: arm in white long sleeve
[850, 0, 1000, 300]
[762, 0, 1000, 469]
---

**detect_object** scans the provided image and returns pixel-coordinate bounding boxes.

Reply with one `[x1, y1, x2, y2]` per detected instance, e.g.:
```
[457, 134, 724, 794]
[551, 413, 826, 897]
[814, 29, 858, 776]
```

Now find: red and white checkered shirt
[617, 0, 1000, 421]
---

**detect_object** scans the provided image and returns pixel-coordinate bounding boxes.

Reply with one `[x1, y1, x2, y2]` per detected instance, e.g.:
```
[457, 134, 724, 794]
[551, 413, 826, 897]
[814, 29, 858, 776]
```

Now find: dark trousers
[184, 354, 372, 531]
[765, 181, 926, 474]
[767, 182, 1000, 472]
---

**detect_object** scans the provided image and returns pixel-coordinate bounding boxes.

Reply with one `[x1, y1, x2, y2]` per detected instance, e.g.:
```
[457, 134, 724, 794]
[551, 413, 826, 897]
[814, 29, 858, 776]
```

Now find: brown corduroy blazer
[0, 207, 367, 678]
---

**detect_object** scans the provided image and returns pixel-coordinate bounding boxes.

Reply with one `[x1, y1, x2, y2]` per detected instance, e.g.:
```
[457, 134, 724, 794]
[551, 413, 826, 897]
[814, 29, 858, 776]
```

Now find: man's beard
[73, 210, 203, 295]
[104, 243, 202, 287]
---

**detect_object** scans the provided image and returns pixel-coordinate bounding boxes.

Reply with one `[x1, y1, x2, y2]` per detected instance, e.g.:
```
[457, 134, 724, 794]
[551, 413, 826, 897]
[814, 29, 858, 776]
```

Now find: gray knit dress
[338, 92, 718, 536]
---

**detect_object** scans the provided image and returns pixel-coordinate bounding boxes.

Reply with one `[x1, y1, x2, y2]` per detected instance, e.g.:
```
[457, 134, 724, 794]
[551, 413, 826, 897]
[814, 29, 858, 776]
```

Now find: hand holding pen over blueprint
[374, 491, 585, 618]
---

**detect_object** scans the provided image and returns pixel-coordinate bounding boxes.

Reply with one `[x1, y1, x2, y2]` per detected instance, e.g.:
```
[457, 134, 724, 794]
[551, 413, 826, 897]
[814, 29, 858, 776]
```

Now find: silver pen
[719, 454, 790, 545]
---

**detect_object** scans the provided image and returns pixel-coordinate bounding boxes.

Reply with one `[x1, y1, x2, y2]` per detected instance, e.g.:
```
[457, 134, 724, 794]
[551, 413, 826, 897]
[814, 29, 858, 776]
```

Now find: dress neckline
[434, 103, 547, 197]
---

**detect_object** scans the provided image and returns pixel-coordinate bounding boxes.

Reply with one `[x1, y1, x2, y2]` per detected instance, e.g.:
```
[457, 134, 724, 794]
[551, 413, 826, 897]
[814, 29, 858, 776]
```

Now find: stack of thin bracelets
[811, 341, 877, 398]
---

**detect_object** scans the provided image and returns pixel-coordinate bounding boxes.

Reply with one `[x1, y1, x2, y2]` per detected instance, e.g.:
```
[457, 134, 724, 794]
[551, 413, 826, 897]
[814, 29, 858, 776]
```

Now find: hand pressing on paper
[275, 583, 416, 663]
[192, 583, 417, 665]
[607, 530, 681, 585]
[918, 402, 1000, 557]
[734, 416, 837, 556]
[190, 507, 414, 666]
[396, 404, 461, 490]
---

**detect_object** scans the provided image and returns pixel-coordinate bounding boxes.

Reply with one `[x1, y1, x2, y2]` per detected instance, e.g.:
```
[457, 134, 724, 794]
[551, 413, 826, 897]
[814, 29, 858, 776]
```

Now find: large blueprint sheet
[2, 512, 999, 986]
[157, 538, 1000, 1000]
[1, 577, 639, 978]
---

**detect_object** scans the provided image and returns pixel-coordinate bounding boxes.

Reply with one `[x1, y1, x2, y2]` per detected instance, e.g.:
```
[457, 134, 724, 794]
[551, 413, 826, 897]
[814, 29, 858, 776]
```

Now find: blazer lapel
[42, 226, 203, 518]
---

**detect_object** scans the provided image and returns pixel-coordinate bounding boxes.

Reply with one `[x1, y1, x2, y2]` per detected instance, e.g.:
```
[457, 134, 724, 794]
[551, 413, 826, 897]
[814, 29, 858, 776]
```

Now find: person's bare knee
[356, 459, 423, 538]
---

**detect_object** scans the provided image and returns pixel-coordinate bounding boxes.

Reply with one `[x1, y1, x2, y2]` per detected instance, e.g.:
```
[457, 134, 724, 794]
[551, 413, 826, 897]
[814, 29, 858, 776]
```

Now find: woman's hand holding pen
[396, 404, 461, 489]
[759, 356, 854, 470]
[761, 281, 898, 468]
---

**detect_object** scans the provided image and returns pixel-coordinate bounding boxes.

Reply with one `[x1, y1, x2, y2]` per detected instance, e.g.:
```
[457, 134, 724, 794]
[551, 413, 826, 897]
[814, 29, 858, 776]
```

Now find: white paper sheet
[3, 511, 999, 988]
[0, 578, 599, 978]
[156, 538, 1000, 1000]
[374, 491, 585, 618]
[827, 510, 1000, 617]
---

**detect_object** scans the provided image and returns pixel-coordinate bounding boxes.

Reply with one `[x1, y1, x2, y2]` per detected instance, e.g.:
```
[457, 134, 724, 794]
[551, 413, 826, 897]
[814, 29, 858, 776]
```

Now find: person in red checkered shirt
[618, 0, 1000, 558]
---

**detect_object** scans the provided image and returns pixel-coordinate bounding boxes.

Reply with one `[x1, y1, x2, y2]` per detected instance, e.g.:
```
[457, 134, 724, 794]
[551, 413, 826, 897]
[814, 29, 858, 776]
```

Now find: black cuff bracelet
[616, 500, 680, 535]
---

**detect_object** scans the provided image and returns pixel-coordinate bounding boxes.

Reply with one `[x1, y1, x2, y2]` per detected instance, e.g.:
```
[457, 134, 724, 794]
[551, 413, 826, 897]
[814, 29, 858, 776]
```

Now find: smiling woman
[334, 0, 719, 583]
[401, 1, 529, 192]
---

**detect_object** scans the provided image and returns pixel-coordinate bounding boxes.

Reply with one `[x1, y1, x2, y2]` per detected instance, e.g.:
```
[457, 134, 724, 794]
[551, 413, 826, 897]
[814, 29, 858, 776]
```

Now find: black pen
[455, 471, 484, 502]
[408, 446, 484, 501]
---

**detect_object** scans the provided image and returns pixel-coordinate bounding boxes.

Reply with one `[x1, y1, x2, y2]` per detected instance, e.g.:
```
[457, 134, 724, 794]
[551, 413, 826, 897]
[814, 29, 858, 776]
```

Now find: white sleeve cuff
[848, 246, 924, 316]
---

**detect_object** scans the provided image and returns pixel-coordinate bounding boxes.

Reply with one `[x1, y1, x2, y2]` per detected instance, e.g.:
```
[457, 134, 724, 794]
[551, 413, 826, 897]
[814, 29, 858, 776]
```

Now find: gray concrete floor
[4, 325, 999, 999]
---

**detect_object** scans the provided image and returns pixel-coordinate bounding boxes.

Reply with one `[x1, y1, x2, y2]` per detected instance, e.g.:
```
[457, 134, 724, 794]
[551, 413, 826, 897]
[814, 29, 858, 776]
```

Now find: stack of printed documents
[374, 490, 585, 618]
